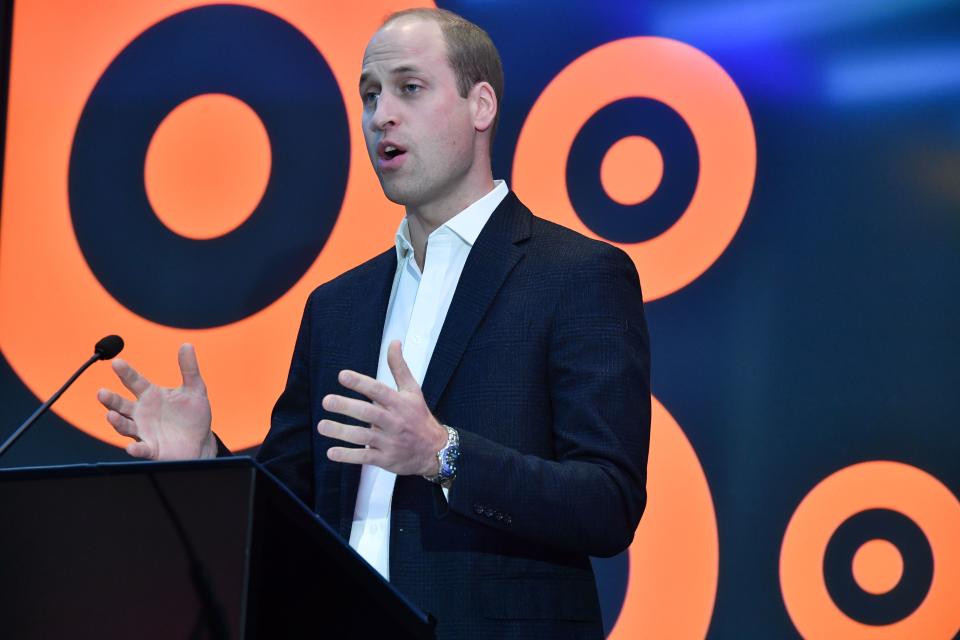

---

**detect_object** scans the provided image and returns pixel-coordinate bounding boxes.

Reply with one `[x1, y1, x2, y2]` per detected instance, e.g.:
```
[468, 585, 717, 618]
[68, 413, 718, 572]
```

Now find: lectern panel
[0, 463, 252, 639]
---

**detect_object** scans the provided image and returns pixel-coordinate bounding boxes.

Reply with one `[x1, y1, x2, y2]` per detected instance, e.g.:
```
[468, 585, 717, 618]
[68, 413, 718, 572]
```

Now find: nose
[370, 93, 398, 131]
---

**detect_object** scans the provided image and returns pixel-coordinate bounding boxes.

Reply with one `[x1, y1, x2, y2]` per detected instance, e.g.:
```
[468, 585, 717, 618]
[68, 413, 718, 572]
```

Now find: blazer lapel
[421, 192, 531, 411]
[338, 249, 396, 539]
[346, 249, 397, 379]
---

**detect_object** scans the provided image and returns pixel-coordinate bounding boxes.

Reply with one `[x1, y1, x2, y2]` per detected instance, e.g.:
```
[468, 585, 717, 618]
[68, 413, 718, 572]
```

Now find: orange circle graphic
[852, 539, 903, 596]
[600, 135, 663, 206]
[145, 92, 271, 240]
[0, 0, 422, 450]
[780, 461, 960, 639]
[608, 395, 719, 639]
[513, 37, 756, 302]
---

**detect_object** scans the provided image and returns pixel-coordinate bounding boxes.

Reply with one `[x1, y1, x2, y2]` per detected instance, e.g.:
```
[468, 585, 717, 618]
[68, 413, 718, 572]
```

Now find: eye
[362, 90, 379, 107]
[402, 83, 421, 95]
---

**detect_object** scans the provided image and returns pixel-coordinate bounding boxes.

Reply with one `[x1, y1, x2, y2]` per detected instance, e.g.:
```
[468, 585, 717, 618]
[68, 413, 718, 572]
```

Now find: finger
[126, 441, 155, 459]
[97, 388, 136, 418]
[326, 446, 376, 465]
[317, 420, 375, 447]
[387, 340, 418, 392]
[178, 343, 206, 393]
[106, 410, 138, 439]
[338, 370, 394, 406]
[111, 358, 152, 399]
[322, 394, 388, 425]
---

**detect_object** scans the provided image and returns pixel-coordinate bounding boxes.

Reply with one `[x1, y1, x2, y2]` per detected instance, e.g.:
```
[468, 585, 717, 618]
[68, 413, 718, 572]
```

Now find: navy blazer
[257, 192, 650, 639]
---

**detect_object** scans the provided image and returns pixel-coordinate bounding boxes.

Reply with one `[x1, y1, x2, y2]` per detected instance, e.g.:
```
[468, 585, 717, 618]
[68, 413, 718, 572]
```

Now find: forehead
[361, 17, 449, 78]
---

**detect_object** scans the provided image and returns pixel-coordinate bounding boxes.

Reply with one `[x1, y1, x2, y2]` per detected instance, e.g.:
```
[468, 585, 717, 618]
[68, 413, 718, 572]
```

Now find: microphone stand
[0, 353, 101, 458]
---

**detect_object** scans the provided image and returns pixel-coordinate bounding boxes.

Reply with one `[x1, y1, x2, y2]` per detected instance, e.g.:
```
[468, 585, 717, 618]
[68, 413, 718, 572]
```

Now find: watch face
[440, 445, 460, 478]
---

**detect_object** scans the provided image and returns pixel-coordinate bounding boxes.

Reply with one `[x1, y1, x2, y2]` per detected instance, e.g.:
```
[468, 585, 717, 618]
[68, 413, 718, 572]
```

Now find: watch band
[423, 425, 460, 488]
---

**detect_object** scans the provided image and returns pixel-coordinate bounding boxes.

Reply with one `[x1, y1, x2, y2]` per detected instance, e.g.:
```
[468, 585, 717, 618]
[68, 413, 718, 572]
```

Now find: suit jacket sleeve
[446, 245, 650, 557]
[253, 293, 316, 506]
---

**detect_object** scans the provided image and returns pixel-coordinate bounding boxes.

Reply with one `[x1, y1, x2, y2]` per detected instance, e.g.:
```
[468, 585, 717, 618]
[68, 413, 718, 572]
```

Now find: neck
[406, 171, 495, 271]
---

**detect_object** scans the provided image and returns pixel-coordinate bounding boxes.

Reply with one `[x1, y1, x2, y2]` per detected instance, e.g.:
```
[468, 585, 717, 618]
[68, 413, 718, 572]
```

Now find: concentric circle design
[566, 97, 698, 244]
[69, 5, 348, 329]
[780, 461, 960, 639]
[513, 37, 756, 302]
[823, 508, 933, 625]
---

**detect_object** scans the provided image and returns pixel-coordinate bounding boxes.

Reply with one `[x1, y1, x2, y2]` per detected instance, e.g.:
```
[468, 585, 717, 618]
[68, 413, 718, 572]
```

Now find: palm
[97, 344, 215, 460]
[132, 384, 212, 459]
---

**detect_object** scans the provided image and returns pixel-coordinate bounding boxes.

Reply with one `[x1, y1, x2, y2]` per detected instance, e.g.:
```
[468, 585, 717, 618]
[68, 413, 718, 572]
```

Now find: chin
[379, 183, 409, 205]
[379, 179, 423, 207]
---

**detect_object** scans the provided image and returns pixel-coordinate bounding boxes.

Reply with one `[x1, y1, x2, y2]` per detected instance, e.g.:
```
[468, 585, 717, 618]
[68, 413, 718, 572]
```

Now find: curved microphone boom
[0, 335, 124, 459]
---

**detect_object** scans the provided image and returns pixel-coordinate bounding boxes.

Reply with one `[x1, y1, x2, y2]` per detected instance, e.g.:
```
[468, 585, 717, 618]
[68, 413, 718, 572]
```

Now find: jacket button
[495, 512, 504, 522]
[484, 508, 494, 518]
[504, 515, 513, 525]
[474, 503, 484, 515]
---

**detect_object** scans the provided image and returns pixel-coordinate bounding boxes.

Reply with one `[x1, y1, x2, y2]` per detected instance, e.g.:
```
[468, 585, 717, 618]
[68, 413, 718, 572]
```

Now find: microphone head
[94, 335, 124, 360]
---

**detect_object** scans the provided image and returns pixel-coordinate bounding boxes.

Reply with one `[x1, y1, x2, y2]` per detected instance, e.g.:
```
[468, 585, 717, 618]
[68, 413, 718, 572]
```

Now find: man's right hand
[97, 343, 216, 460]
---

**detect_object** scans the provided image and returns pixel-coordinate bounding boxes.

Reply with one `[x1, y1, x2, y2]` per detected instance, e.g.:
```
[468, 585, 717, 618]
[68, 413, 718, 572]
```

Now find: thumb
[178, 343, 207, 393]
[126, 440, 155, 459]
[387, 340, 418, 392]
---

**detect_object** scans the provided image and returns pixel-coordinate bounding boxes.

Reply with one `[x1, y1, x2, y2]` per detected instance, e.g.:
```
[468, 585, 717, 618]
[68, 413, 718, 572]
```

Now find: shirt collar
[394, 180, 509, 261]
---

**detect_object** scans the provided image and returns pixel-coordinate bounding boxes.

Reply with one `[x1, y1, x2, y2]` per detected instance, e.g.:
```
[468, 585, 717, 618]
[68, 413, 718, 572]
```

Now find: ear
[469, 81, 497, 133]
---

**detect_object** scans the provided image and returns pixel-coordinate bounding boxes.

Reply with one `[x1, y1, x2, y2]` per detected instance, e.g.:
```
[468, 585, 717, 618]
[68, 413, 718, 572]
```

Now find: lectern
[0, 457, 435, 639]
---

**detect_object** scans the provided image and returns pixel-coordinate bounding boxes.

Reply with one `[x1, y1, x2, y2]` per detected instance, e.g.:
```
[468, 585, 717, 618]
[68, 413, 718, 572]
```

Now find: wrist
[420, 423, 447, 475]
[198, 431, 218, 459]
[423, 425, 460, 488]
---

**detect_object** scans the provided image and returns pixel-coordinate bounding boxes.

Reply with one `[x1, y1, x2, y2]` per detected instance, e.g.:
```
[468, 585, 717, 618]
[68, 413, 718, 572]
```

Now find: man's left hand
[318, 340, 448, 476]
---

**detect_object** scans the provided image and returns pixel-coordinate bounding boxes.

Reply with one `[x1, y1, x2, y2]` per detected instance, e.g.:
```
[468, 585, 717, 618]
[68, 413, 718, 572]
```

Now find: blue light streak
[827, 44, 960, 104]
[652, 0, 948, 48]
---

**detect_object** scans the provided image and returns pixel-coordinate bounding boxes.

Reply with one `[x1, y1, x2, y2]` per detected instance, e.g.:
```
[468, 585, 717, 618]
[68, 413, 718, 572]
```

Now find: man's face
[359, 17, 478, 209]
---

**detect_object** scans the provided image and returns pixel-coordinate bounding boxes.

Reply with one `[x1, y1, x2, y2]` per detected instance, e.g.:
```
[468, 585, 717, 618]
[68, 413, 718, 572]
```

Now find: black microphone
[94, 334, 124, 360]
[0, 335, 124, 459]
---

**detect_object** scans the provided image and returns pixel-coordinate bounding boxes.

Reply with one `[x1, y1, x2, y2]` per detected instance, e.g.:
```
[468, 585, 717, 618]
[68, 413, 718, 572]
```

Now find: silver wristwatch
[423, 425, 460, 488]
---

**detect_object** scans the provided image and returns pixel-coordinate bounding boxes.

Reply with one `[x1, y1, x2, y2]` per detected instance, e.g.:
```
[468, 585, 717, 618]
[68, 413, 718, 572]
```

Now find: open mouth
[378, 142, 407, 161]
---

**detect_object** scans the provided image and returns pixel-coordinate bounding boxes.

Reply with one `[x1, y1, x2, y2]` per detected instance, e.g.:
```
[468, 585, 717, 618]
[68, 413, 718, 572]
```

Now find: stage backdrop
[1, 1, 958, 638]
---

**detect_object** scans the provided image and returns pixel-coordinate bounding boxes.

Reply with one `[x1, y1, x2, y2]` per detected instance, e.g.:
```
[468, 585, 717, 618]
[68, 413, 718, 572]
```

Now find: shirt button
[411, 334, 426, 346]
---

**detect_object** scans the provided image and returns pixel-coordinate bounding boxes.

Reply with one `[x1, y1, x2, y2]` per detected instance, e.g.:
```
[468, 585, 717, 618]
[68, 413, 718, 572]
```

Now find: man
[98, 8, 650, 639]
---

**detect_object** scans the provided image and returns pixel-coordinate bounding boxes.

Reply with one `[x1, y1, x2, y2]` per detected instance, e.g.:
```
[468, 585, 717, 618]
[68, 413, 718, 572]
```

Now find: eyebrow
[359, 65, 426, 89]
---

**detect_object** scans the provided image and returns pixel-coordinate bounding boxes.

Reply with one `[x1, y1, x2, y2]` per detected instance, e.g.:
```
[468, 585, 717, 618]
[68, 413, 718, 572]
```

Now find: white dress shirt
[348, 180, 509, 580]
